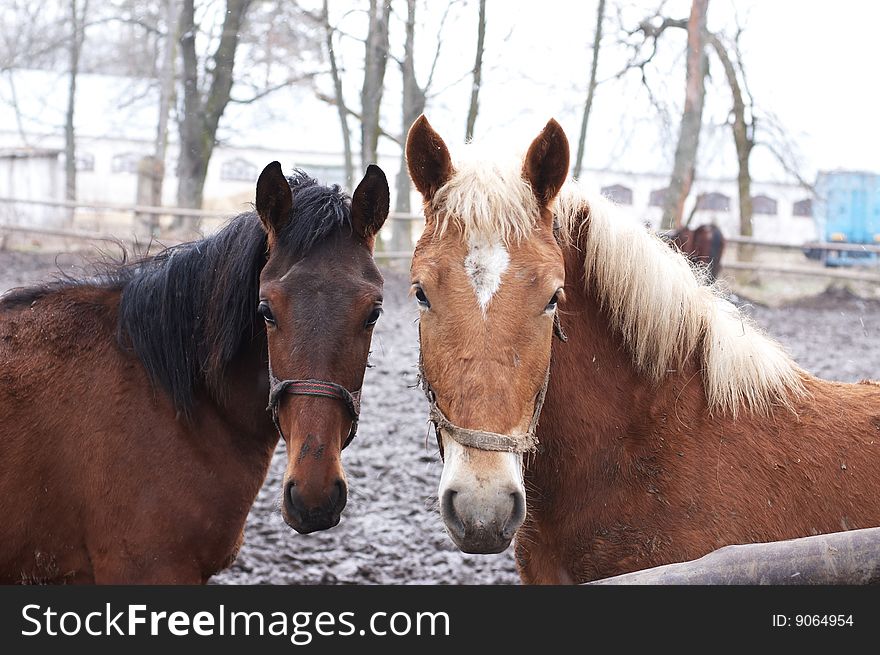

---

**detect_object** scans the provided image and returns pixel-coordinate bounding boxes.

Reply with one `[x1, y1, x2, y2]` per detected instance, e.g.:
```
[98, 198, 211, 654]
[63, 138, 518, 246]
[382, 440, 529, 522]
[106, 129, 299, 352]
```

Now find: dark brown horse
[0, 162, 389, 583]
[406, 115, 880, 584]
[664, 224, 725, 282]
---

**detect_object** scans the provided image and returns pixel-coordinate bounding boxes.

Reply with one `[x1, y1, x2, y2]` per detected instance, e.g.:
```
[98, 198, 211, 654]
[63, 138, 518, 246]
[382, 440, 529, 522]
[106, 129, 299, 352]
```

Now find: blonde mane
[430, 150, 806, 416]
[555, 181, 806, 416]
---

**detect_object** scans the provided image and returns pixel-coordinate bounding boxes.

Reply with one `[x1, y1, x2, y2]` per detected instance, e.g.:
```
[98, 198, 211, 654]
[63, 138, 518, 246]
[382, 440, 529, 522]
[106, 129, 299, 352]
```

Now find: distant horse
[406, 115, 880, 583]
[663, 224, 725, 282]
[0, 162, 389, 583]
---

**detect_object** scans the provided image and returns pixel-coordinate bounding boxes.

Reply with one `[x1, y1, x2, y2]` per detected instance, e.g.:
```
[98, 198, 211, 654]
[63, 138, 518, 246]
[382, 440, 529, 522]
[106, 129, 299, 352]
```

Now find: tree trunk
[660, 0, 709, 230]
[360, 0, 391, 169]
[464, 0, 486, 142]
[323, 0, 354, 190]
[64, 0, 88, 216]
[150, 0, 178, 224]
[176, 0, 251, 230]
[709, 32, 755, 278]
[391, 0, 427, 255]
[573, 0, 605, 179]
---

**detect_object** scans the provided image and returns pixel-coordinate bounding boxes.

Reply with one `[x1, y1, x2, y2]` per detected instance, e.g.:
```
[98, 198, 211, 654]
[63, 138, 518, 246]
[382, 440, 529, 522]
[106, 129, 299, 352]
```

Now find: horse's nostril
[330, 478, 346, 512]
[440, 489, 466, 540]
[284, 480, 304, 523]
[502, 491, 526, 540]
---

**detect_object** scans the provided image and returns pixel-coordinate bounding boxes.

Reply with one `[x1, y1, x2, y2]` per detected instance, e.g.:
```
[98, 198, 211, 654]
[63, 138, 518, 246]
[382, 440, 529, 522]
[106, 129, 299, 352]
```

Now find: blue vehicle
[813, 171, 880, 266]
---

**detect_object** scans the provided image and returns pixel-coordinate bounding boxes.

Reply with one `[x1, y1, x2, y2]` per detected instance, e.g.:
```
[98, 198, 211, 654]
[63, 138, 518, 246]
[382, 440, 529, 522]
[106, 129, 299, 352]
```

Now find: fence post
[135, 156, 160, 238]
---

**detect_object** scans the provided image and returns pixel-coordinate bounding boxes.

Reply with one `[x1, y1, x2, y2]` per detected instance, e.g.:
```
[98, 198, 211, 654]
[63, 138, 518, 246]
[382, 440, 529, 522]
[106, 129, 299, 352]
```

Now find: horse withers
[407, 115, 880, 584]
[0, 162, 389, 583]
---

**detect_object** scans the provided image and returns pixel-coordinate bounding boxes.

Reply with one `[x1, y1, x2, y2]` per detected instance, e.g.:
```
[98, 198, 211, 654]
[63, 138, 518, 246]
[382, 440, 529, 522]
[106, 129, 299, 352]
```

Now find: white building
[586, 169, 816, 243]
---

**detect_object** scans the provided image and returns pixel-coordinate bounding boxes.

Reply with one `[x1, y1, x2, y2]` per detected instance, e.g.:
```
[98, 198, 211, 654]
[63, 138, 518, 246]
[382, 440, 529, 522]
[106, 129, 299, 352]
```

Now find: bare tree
[176, 0, 251, 224]
[464, 0, 486, 142]
[708, 31, 753, 241]
[321, 0, 354, 189]
[392, 0, 427, 250]
[660, 0, 709, 230]
[360, 0, 391, 169]
[391, 0, 456, 255]
[573, 0, 605, 179]
[65, 0, 89, 206]
[148, 0, 178, 215]
[623, 6, 808, 244]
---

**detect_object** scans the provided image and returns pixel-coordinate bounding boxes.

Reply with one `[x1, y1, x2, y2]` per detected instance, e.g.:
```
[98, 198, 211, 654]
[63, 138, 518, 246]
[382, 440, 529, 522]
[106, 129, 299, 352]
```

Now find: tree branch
[315, 91, 401, 146]
[229, 72, 322, 104]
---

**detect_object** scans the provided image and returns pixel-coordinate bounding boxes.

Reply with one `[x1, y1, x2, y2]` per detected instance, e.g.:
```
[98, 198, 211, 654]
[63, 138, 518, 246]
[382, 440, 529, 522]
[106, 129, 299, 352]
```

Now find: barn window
[696, 192, 730, 212]
[751, 194, 778, 215]
[792, 198, 813, 217]
[601, 184, 633, 205]
[75, 153, 94, 172]
[111, 152, 142, 174]
[220, 157, 258, 182]
[649, 188, 667, 207]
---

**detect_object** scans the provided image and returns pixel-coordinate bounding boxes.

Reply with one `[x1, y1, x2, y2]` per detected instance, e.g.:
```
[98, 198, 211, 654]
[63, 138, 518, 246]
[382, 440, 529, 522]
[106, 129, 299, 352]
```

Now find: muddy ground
[2, 250, 879, 584]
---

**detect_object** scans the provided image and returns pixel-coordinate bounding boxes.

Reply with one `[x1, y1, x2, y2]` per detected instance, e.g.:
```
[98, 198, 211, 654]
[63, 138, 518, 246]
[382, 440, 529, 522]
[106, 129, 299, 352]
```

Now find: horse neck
[535, 244, 707, 490]
[542, 246, 654, 448]
[209, 328, 276, 446]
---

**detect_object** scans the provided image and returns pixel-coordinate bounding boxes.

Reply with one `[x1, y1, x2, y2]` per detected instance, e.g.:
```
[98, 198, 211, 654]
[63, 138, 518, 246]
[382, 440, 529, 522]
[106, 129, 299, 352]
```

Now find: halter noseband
[419, 311, 567, 457]
[267, 365, 361, 450]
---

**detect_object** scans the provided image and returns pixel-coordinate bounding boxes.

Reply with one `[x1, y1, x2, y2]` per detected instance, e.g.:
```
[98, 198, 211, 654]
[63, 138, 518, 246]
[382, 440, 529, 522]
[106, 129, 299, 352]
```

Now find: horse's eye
[545, 289, 562, 313]
[365, 306, 383, 329]
[413, 284, 430, 309]
[258, 300, 276, 326]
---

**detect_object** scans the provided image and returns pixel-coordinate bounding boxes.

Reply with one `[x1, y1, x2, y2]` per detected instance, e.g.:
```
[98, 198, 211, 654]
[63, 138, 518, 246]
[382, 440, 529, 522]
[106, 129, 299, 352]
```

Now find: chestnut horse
[0, 162, 389, 583]
[406, 115, 880, 584]
[664, 224, 725, 282]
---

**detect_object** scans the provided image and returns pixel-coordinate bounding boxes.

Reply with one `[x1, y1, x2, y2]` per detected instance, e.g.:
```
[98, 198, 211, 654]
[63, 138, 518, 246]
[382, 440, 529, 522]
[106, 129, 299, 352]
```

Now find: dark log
[589, 527, 880, 585]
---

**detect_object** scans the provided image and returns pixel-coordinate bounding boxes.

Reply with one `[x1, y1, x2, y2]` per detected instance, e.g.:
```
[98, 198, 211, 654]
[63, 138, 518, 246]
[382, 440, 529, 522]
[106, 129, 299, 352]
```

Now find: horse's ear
[351, 164, 390, 243]
[406, 114, 453, 201]
[522, 118, 570, 208]
[255, 161, 292, 240]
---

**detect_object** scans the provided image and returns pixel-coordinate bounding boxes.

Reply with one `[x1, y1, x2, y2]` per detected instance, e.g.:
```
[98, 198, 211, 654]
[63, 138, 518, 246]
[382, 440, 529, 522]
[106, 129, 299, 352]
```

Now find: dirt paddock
[1, 249, 879, 584]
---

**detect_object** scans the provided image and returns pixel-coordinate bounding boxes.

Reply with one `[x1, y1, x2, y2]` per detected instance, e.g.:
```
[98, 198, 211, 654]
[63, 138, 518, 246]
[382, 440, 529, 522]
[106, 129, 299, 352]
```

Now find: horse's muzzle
[440, 486, 525, 554]
[283, 478, 347, 534]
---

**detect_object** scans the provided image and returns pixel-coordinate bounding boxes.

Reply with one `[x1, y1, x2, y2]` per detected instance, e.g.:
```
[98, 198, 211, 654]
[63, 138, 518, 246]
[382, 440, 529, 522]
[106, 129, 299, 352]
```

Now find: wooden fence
[1, 196, 878, 284]
[589, 526, 880, 585]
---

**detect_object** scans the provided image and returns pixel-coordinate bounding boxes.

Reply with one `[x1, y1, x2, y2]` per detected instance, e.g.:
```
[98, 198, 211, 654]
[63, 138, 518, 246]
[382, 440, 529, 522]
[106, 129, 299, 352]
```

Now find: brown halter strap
[267, 364, 361, 450]
[419, 311, 567, 456]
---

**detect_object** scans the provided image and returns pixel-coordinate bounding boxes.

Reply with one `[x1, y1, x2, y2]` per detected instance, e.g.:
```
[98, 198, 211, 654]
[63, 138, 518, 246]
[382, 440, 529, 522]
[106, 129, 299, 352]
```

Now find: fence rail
[0, 196, 229, 219]
[1, 196, 878, 283]
[724, 234, 880, 255]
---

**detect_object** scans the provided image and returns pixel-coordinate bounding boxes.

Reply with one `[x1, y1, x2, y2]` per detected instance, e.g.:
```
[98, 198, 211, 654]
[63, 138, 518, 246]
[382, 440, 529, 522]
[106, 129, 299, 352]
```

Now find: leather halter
[419, 312, 567, 457]
[267, 364, 361, 450]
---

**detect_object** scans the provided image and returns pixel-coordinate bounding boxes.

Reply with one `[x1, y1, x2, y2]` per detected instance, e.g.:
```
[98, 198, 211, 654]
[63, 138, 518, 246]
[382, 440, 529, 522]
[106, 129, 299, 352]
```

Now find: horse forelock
[553, 181, 806, 416]
[429, 146, 540, 246]
[277, 169, 352, 255]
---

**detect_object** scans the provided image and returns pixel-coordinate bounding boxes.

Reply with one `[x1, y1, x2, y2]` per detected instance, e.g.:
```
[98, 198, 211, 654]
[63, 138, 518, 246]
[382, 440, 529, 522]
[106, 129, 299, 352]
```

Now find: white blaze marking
[464, 240, 509, 314]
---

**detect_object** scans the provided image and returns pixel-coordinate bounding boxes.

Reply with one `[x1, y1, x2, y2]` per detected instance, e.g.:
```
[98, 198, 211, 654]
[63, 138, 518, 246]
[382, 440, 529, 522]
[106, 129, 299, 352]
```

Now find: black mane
[1, 170, 353, 415]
